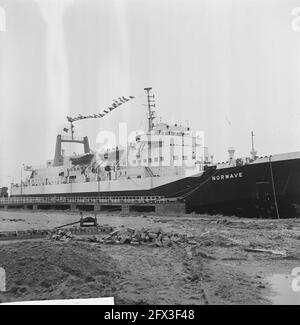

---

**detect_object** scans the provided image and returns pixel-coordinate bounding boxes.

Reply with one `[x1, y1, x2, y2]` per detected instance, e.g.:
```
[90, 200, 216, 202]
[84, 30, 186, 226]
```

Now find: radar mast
[144, 87, 156, 132]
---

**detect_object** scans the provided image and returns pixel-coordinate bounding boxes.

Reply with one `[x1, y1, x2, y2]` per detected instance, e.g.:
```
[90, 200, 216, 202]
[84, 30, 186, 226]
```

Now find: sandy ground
[1, 210, 300, 305]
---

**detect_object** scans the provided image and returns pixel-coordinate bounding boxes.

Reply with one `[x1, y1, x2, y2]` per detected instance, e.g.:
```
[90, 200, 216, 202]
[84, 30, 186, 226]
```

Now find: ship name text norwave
[212, 172, 243, 181]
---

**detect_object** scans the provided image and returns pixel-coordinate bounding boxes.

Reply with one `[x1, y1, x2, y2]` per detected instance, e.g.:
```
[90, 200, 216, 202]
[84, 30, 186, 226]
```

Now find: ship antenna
[250, 131, 257, 160]
[70, 121, 75, 140]
[144, 87, 156, 132]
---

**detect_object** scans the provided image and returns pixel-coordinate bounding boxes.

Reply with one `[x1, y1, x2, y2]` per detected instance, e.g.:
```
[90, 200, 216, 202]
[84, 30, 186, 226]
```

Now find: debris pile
[46, 224, 199, 248]
[97, 224, 115, 233]
[48, 224, 115, 241]
[100, 226, 193, 247]
[48, 229, 74, 241]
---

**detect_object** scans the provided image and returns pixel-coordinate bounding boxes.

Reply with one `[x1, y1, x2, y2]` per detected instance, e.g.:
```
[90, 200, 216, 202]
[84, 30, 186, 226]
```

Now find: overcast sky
[1, 0, 300, 186]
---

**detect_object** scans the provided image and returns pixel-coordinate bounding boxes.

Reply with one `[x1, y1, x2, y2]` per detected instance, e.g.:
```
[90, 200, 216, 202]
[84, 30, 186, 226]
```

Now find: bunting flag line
[67, 95, 135, 123]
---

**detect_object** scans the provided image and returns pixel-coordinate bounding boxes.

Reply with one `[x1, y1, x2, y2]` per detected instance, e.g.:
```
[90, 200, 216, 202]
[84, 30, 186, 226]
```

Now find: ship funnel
[228, 147, 236, 166]
[53, 135, 63, 167]
[53, 134, 91, 167]
[228, 147, 235, 160]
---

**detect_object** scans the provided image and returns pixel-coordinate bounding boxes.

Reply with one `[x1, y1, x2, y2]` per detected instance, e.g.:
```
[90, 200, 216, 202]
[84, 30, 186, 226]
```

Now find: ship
[10, 88, 300, 218]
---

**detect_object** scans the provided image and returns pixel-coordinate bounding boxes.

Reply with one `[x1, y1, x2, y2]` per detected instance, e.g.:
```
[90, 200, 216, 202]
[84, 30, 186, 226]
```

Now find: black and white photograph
[0, 0, 300, 307]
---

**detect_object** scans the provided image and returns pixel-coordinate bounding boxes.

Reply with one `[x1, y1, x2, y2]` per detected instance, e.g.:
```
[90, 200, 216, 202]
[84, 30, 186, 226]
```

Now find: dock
[0, 196, 186, 214]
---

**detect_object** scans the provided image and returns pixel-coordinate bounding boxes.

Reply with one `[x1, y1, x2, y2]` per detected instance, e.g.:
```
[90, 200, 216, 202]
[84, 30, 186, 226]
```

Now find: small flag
[65, 94, 135, 123]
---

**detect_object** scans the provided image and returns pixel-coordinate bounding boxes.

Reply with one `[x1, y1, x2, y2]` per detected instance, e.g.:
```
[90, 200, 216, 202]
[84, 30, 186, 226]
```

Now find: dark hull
[185, 157, 300, 218]
[13, 157, 300, 218]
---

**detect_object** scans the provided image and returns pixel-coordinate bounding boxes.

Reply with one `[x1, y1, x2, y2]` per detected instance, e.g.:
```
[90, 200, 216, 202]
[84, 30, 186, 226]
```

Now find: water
[267, 273, 300, 305]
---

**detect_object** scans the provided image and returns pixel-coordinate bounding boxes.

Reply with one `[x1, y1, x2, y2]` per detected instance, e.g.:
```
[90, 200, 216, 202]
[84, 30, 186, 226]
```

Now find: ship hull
[185, 156, 300, 218]
[11, 155, 300, 218]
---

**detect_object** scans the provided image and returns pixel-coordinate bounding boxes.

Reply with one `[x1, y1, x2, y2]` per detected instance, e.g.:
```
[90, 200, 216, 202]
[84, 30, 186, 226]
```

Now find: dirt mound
[0, 240, 121, 303]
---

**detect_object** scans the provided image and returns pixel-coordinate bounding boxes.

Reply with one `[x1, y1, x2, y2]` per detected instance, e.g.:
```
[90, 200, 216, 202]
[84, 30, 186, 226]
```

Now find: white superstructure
[11, 88, 211, 197]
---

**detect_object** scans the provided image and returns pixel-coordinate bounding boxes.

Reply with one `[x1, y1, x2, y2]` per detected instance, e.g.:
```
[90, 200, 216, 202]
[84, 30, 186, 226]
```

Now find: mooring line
[269, 156, 280, 219]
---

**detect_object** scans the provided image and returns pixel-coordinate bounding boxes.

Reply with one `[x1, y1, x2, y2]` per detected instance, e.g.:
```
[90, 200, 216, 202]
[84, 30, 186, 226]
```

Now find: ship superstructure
[10, 88, 300, 218]
[11, 88, 210, 197]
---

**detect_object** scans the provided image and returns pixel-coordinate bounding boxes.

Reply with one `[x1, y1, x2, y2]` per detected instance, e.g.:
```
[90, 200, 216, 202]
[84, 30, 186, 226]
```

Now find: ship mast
[70, 121, 75, 140]
[250, 131, 257, 160]
[144, 87, 156, 132]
